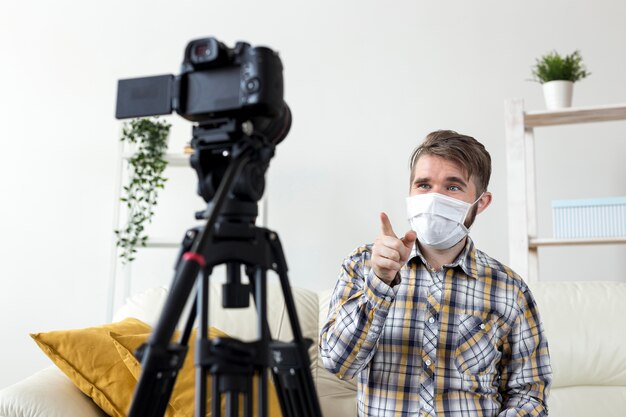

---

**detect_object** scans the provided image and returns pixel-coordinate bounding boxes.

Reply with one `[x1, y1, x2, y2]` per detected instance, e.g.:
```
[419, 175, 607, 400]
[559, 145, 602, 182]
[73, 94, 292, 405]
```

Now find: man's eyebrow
[413, 176, 430, 184]
[446, 176, 468, 187]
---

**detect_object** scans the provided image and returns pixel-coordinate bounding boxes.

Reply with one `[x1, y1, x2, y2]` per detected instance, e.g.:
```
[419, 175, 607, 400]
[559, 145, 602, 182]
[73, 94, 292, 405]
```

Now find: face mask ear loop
[463, 192, 486, 223]
[474, 192, 485, 206]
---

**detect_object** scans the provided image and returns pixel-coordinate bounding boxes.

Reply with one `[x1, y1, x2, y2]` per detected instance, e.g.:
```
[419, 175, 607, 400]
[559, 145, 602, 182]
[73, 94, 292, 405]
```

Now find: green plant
[115, 117, 171, 263]
[531, 50, 590, 83]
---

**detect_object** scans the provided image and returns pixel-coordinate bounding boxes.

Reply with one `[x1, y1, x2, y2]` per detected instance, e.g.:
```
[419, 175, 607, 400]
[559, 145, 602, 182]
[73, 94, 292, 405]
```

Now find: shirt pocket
[454, 311, 501, 377]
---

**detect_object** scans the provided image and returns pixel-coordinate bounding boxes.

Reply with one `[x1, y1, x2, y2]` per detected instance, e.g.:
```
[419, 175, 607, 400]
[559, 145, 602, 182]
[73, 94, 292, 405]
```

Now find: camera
[115, 37, 292, 205]
[115, 37, 291, 145]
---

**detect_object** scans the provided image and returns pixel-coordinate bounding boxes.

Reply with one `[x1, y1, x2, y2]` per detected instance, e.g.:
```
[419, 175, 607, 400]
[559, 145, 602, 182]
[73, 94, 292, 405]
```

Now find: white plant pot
[542, 80, 574, 110]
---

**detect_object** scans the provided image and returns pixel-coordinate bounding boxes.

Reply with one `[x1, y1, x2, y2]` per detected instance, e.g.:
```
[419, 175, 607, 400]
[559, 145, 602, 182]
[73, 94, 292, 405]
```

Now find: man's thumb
[380, 212, 397, 237]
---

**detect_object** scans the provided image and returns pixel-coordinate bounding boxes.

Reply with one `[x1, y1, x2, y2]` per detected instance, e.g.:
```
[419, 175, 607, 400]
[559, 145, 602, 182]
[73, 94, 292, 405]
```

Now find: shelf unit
[504, 99, 626, 284]
[106, 149, 193, 320]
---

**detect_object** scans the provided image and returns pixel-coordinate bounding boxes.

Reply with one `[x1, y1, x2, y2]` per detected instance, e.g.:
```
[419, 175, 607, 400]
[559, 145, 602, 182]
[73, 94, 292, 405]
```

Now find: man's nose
[430, 185, 445, 194]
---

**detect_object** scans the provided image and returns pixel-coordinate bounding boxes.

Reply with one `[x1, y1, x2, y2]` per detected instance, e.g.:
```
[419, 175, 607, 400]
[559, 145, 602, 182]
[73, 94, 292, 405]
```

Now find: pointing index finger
[380, 212, 397, 238]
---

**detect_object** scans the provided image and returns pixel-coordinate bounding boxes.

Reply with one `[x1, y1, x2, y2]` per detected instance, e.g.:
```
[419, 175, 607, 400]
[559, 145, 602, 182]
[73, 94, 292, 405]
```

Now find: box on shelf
[552, 196, 626, 239]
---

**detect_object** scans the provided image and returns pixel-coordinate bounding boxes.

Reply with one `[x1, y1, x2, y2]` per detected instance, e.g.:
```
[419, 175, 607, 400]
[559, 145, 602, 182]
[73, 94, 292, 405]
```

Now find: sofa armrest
[0, 367, 106, 417]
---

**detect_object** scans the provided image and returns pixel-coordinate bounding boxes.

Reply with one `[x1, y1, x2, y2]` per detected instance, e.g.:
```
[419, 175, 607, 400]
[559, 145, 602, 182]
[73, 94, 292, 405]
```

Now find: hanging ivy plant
[115, 117, 171, 263]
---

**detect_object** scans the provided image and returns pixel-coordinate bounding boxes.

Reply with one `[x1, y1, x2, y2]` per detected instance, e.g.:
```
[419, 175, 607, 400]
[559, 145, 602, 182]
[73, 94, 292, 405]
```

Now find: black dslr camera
[115, 37, 291, 205]
[115, 37, 290, 145]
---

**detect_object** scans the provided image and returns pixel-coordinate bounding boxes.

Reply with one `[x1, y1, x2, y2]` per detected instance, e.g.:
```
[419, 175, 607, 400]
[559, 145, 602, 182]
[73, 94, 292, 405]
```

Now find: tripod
[125, 122, 323, 417]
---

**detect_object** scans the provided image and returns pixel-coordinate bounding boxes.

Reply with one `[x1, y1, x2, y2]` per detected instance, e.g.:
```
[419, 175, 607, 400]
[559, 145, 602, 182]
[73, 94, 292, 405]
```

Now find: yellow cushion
[30, 317, 151, 417]
[31, 317, 283, 417]
[112, 330, 283, 417]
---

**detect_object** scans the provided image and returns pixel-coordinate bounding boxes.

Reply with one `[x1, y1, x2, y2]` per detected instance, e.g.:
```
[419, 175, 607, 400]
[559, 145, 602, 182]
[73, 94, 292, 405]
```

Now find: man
[319, 130, 551, 417]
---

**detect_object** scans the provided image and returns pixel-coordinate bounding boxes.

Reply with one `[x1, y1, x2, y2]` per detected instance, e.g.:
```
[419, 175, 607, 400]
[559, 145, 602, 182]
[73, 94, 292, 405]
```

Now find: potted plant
[115, 117, 171, 263]
[530, 50, 590, 110]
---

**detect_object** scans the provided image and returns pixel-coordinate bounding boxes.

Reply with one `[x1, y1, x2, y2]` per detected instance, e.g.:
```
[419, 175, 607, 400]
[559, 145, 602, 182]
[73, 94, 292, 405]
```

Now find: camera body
[116, 37, 291, 204]
[115, 37, 286, 125]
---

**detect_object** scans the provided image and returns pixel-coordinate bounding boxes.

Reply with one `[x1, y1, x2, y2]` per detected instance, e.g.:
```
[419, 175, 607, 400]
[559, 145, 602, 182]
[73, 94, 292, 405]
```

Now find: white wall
[1, 0, 625, 388]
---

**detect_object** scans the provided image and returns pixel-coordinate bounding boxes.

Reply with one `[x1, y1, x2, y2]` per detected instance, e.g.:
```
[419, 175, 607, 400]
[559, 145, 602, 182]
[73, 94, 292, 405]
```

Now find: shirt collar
[408, 237, 480, 280]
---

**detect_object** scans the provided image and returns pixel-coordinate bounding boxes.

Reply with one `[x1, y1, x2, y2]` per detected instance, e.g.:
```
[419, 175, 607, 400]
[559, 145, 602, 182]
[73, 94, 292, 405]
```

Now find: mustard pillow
[112, 329, 283, 417]
[30, 317, 151, 417]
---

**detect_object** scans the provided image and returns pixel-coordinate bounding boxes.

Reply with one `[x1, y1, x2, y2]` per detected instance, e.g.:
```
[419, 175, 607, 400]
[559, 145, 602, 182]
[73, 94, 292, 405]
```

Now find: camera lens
[257, 104, 291, 145]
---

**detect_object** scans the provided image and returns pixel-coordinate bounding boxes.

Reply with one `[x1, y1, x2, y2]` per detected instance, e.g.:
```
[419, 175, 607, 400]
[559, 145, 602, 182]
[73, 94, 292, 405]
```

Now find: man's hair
[409, 130, 492, 195]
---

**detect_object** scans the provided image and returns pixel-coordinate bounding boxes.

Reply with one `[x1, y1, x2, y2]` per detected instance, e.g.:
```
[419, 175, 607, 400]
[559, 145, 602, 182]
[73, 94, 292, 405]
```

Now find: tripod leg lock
[182, 252, 206, 268]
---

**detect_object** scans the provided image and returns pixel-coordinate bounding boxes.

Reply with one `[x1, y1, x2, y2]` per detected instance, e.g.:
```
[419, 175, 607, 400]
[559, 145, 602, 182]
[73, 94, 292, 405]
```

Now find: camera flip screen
[115, 74, 174, 119]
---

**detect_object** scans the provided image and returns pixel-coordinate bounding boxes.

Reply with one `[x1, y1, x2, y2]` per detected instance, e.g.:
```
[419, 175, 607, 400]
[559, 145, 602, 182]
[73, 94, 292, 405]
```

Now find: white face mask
[406, 192, 482, 250]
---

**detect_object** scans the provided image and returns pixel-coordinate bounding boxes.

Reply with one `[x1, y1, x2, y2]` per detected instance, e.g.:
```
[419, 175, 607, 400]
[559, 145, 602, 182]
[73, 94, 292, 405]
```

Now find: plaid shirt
[320, 238, 551, 417]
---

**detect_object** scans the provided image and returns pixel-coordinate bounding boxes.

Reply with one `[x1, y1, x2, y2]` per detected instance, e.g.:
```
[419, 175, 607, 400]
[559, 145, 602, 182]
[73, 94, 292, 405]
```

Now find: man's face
[410, 154, 490, 228]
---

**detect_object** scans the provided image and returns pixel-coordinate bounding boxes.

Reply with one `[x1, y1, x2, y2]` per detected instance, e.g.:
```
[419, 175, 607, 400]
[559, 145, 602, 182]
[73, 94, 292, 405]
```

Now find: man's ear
[476, 191, 492, 215]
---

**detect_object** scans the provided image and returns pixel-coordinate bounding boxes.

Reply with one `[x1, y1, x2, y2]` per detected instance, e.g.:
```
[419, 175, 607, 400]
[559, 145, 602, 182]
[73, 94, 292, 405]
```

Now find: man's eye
[416, 184, 430, 189]
[448, 185, 461, 191]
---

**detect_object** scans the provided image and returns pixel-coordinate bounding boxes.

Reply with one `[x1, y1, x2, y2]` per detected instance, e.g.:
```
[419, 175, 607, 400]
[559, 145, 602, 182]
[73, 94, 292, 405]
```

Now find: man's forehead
[412, 154, 471, 181]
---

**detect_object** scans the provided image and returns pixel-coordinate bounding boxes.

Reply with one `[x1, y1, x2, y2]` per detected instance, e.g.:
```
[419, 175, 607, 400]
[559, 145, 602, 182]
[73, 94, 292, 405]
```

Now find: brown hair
[409, 130, 491, 195]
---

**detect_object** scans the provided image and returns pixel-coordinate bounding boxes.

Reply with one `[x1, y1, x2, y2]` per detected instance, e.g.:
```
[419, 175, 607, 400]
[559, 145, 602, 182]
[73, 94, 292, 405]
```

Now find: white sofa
[1, 281, 625, 417]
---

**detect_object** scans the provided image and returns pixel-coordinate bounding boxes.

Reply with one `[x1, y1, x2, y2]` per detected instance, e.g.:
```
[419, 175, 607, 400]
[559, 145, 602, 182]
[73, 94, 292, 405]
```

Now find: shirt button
[480, 323, 486, 329]
[424, 359, 432, 366]
[428, 317, 435, 324]
[385, 296, 392, 302]
[371, 326, 379, 332]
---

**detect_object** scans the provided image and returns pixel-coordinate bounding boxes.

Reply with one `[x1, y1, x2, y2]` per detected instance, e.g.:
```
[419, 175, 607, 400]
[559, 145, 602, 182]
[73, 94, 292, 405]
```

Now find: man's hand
[372, 212, 417, 285]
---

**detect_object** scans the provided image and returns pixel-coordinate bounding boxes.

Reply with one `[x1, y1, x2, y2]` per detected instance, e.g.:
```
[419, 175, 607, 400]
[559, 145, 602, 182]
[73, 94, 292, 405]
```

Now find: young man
[319, 131, 552, 417]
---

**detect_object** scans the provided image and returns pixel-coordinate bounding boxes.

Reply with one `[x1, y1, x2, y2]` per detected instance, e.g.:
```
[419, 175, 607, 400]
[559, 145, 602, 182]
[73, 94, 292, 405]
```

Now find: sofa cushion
[112, 329, 223, 416]
[531, 281, 626, 417]
[30, 318, 151, 417]
[112, 286, 169, 326]
[0, 366, 108, 417]
[532, 281, 626, 388]
[316, 290, 358, 417]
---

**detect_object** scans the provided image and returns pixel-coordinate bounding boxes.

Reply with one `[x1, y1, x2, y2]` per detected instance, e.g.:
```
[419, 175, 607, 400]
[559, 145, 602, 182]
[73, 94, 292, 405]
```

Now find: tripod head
[189, 104, 291, 222]
[187, 108, 291, 309]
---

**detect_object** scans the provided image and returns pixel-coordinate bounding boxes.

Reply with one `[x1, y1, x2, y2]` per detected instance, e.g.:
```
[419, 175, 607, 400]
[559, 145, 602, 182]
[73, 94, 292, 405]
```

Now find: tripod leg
[212, 374, 221, 417]
[226, 390, 239, 417]
[251, 266, 268, 417]
[266, 231, 323, 417]
[244, 377, 253, 417]
[127, 230, 206, 417]
[196, 269, 210, 417]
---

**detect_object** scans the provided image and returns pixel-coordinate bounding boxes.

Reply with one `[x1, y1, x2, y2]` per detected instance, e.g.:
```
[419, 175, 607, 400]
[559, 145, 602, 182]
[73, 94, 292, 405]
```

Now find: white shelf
[108, 148, 193, 320]
[524, 103, 626, 127]
[123, 152, 191, 167]
[529, 237, 626, 248]
[143, 238, 182, 249]
[505, 99, 626, 283]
